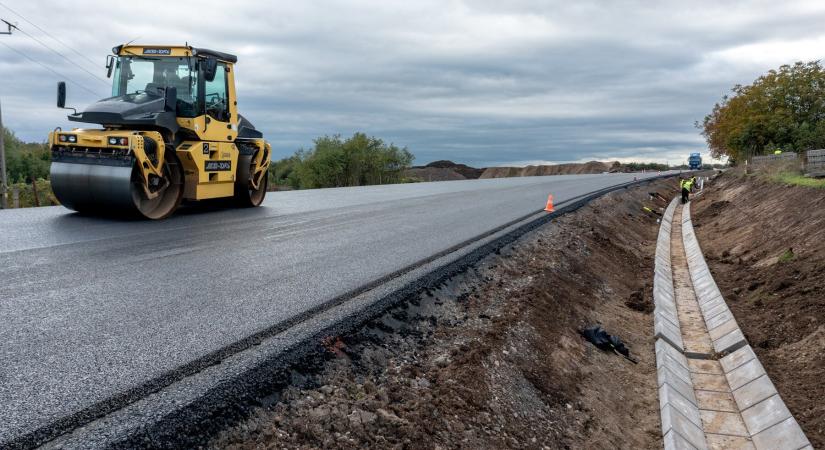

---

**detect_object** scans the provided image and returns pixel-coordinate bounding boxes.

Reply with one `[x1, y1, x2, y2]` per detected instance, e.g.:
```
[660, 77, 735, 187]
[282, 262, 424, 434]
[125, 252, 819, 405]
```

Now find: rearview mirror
[106, 55, 115, 78]
[57, 81, 66, 108]
[203, 58, 218, 82]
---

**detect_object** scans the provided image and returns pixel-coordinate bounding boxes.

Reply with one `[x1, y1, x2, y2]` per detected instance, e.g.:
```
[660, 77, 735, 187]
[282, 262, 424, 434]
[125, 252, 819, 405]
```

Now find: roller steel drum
[51, 162, 134, 212]
[50, 157, 183, 219]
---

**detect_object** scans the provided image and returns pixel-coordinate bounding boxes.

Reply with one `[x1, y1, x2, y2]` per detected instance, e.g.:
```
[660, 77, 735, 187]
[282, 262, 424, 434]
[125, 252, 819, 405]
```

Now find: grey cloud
[2, 0, 825, 166]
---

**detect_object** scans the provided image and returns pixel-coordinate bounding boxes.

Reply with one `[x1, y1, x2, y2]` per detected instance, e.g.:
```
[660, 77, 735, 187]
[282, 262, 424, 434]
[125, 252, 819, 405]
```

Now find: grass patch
[779, 248, 795, 263]
[771, 172, 825, 188]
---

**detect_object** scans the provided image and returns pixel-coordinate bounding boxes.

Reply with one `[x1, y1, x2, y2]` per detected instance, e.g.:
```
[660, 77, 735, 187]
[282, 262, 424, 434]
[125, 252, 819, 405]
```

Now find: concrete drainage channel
[654, 192, 811, 449]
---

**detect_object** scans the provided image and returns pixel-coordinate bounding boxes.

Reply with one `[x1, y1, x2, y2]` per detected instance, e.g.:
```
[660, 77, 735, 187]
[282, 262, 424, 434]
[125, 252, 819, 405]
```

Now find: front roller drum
[51, 151, 184, 219]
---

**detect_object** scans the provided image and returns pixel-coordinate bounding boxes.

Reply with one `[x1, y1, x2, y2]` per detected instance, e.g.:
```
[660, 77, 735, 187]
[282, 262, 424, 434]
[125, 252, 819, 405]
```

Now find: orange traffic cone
[544, 194, 554, 212]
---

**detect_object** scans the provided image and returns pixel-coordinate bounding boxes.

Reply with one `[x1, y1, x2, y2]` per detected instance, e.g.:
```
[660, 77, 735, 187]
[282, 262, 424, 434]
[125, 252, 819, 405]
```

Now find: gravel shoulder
[211, 179, 678, 449]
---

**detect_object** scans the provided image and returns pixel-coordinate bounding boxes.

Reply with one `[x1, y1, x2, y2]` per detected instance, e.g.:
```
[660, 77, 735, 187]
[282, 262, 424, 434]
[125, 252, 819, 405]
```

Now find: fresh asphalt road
[0, 172, 665, 445]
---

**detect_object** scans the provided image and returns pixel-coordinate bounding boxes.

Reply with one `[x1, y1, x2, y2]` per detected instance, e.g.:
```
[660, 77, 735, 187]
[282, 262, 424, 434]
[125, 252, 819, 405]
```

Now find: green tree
[3, 128, 50, 183]
[268, 133, 414, 189]
[700, 61, 825, 163]
[268, 153, 303, 189]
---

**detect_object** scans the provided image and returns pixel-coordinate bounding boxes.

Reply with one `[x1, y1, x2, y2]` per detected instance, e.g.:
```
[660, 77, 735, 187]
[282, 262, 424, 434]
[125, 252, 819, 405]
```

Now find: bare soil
[691, 170, 825, 447]
[406, 161, 486, 181]
[422, 161, 486, 179]
[211, 180, 678, 449]
[405, 167, 468, 182]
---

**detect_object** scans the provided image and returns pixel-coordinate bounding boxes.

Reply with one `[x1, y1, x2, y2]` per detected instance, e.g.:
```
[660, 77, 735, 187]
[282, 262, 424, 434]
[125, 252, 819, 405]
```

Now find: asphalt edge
[681, 202, 811, 450]
[25, 174, 676, 450]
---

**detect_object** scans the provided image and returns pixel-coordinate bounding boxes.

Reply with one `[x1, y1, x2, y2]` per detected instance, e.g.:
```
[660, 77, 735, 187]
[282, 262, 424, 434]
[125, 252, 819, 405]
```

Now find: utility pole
[0, 19, 13, 209]
[0, 97, 7, 209]
[0, 19, 13, 35]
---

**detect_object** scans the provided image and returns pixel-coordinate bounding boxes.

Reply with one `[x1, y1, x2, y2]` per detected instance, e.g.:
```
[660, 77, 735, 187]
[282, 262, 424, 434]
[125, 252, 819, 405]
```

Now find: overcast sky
[1, 0, 824, 166]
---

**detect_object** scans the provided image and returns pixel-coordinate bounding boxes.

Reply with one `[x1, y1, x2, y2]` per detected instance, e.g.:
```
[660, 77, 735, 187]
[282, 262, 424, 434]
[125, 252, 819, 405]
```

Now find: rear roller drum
[234, 154, 267, 207]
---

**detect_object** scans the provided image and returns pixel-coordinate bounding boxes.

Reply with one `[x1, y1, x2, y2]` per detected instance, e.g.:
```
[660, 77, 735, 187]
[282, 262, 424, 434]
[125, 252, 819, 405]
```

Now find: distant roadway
[0, 172, 666, 447]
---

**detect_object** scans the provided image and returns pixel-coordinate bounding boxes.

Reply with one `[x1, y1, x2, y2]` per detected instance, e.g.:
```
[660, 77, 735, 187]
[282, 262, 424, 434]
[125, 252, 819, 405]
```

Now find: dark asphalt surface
[0, 172, 665, 445]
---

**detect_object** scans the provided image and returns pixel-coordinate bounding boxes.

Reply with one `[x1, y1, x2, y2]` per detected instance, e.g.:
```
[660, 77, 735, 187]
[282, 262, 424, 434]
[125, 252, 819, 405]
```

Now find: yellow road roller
[48, 44, 271, 219]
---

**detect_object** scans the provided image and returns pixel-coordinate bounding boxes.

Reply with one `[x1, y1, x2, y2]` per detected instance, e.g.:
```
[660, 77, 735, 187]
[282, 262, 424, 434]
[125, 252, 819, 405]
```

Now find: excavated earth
[210, 179, 679, 449]
[691, 171, 825, 448]
[479, 161, 614, 179]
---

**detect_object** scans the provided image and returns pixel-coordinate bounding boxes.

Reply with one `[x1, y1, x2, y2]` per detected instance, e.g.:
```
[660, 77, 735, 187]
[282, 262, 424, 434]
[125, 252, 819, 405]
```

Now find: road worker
[680, 178, 690, 204]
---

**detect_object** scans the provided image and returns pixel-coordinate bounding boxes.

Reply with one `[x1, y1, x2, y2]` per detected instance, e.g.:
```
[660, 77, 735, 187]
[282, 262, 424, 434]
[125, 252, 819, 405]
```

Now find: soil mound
[406, 160, 486, 181]
[405, 166, 467, 182]
[424, 160, 486, 179]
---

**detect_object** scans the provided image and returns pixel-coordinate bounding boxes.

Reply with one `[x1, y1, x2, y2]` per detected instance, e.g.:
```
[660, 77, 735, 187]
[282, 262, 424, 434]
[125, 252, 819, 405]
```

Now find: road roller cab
[48, 44, 270, 219]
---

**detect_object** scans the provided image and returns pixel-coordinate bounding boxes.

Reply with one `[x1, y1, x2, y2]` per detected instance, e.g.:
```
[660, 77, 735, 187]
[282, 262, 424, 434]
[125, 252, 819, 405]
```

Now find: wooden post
[31, 178, 40, 207]
[12, 186, 19, 208]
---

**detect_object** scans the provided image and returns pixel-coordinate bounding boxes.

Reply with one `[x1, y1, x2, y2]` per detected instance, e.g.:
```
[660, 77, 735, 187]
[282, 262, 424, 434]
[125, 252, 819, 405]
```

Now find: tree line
[269, 133, 415, 189]
[700, 61, 825, 163]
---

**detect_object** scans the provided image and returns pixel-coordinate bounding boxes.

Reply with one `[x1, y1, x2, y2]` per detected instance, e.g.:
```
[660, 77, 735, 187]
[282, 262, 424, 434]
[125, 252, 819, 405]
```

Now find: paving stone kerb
[680, 203, 746, 355]
[654, 199, 708, 450]
[679, 203, 811, 450]
[654, 197, 684, 352]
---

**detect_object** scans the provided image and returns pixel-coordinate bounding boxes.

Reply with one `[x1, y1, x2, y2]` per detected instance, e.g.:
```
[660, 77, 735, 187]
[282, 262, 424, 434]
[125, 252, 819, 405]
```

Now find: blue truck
[688, 153, 702, 170]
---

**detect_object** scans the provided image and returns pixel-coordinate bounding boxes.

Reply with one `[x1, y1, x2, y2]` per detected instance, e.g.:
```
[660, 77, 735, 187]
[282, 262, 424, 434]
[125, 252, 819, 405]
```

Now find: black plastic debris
[581, 325, 638, 364]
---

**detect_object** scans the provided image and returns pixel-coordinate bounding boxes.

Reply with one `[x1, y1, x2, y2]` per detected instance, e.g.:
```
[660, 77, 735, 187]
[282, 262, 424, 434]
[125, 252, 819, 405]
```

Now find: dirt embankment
[691, 171, 825, 447]
[212, 179, 678, 450]
[479, 161, 613, 179]
[406, 161, 486, 182]
[424, 160, 486, 179]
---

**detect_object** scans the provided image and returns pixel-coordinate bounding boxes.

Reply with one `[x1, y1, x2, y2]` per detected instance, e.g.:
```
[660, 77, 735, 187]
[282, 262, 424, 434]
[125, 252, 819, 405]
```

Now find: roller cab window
[110, 56, 199, 117]
[203, 62, 230, 122]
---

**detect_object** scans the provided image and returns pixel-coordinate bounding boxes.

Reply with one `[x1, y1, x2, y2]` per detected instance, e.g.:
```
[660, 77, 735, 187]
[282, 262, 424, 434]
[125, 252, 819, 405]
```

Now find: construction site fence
[750, 152, 798, 164]
[806, 149, 825, 176]
[750, 150, 825, 176]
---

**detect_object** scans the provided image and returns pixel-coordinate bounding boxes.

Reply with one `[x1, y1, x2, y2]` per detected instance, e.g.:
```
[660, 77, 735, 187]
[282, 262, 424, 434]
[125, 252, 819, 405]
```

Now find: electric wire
[6, 24, 109, 86]
[0, 1, 100, 70]
[0, 40, 101, 96]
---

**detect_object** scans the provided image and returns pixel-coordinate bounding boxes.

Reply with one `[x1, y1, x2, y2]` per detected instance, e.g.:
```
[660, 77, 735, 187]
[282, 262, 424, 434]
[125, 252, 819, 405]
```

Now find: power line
[0, 1, 100, 70]
[0, 40, 101, 97]
[7, 24, 109, 86]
